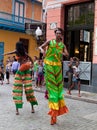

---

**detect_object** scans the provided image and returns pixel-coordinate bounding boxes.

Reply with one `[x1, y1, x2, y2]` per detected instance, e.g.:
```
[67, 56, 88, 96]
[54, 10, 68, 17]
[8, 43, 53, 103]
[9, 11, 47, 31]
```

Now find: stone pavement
[1, 75, 97, 130]
[1, 79, 97, 130]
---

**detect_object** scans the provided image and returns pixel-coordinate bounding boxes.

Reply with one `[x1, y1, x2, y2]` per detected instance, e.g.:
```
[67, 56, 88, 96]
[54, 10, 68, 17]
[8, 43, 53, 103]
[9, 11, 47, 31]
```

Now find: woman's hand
[38, 47, 45, 53]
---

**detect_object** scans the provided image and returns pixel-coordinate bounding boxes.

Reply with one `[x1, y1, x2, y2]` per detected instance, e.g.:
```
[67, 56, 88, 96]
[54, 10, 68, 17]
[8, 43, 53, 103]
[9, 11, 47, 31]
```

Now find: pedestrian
[67, 61, 81, 97]
[66, 57, 74, 90]
[3, 41, 38, 115]
[27, 57, 33, 79]
[33, 56, 38, 87]
[5, 60, 11, 84]
[37, 60, 44, 88]
[39, 27, 69, 125]
[11, 59, 20, 75]
[0, 66, 4, 85]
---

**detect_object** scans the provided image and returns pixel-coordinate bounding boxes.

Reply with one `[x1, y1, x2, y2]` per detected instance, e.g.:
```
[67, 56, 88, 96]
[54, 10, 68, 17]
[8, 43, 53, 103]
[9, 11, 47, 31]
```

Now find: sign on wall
[80, 30, 90, 43]
[50, 22, 57, 30]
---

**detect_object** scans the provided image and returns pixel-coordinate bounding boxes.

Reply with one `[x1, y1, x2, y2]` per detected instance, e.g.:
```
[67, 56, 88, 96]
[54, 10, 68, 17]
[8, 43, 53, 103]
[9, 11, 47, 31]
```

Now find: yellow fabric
[44, 59, 61, 66]
[48, 99, 65, 110]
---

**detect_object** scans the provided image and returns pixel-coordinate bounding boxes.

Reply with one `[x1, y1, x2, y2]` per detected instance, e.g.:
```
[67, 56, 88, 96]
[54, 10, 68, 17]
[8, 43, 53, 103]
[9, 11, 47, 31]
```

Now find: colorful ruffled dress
[44, 39, 68, 117]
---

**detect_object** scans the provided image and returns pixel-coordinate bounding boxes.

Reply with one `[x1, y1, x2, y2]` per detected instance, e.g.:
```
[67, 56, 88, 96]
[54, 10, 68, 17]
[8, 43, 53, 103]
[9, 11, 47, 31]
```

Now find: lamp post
[35, 26, 44, 46]
[25, 23, 46, 45]
[35, 26, 42, 36]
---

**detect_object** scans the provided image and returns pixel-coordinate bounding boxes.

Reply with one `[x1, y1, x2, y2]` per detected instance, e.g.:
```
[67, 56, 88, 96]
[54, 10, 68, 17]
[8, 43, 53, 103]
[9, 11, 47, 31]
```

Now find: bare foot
[16, 111, 19, 115]
[16, 108, 19, 115]
[67, 91, 71, 95]
[31, 110, 35, 113]
[31, 106, 35, 113]
[78, 94, 81, 97]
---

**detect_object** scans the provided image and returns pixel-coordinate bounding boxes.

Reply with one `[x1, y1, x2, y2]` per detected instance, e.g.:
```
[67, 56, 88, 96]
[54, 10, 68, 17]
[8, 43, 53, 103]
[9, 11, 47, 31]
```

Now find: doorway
[66, 30, 93, 62]
[19, 38, 29, 53]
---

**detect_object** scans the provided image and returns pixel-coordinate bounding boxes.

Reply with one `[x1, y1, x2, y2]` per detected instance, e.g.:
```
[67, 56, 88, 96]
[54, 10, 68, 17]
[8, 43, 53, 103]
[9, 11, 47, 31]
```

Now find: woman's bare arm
[62, 45, 69, 57]
[26, 54, 33, 64]
[2, 50, 16, 56]
[38, 40, 50, 53]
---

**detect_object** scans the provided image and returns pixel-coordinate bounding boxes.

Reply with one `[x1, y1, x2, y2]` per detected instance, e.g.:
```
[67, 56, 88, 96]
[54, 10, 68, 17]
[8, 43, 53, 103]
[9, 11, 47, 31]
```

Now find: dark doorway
[65, 1, 94, 61]
[19, 38, 29, 53]
[66, 30, 93, 61]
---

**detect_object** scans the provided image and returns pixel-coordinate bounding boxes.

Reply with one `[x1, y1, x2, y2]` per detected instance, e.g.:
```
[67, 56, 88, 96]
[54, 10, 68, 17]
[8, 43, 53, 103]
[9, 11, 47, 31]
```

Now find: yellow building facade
[0, 0, 42, 65]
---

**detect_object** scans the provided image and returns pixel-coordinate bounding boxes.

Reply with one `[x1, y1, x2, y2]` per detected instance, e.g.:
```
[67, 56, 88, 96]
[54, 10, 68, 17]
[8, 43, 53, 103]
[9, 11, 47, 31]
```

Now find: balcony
[31, 0, 42, 4]
[0, 11, 41, 33]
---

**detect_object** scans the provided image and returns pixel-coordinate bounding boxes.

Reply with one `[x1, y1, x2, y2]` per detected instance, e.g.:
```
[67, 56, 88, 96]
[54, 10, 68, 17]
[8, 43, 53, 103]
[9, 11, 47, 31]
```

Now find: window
[67, 2, 94, 27]
[14, 0, 25, 23]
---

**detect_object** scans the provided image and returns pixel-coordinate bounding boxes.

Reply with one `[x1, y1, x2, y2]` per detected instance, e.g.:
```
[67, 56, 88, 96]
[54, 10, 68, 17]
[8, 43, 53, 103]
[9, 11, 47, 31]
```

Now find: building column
[91, 0, 97, 88]
[93, 0, 97, 63]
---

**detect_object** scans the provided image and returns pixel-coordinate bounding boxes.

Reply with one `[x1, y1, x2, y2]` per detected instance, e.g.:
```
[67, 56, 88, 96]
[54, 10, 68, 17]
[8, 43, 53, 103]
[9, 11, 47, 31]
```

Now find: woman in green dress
[39, 28, 69, 125]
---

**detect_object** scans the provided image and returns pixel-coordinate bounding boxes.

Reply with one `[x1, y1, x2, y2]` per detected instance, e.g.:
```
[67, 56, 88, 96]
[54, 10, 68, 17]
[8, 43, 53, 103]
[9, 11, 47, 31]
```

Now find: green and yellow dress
[44, 39, 68, 117]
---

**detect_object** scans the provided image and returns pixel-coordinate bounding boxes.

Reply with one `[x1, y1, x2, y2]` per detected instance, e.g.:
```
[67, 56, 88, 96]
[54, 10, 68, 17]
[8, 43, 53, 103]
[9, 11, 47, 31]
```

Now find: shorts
[38, 73, 44, 81]
[72, 77, 80, 82]
[6, 71, 9, 79]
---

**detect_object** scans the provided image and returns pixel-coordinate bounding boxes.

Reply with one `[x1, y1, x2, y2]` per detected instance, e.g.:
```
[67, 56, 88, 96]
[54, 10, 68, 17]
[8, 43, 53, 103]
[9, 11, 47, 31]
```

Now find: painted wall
[0, 0, 12, 13]
[26, 1, 42, 21]
[0, 30, 39, 65]
[26, 0, 33, 19]
[34, 3, 42, 21]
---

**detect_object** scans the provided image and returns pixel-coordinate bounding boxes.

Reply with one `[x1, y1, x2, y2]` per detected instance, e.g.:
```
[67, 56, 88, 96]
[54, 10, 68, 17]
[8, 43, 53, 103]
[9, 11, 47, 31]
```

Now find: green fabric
[44, 40, 64, 104]
[13, 96, 22, 100]
[33, 61, 38, 72]
[13, 69, 38, 109]
[13, 89, 23, 93]
[44, 62, 64, 103]
[16, 103, 23, 109]
[24, 84, 33, 87]
[13, 84, 23, 86]
[30, 101, 38, 106]
[44, 39, 64, 62]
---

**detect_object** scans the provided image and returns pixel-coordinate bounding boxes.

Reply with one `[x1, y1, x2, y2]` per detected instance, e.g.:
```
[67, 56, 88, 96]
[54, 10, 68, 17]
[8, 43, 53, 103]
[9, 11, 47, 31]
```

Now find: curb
[64, 94, 97, 104]
[34, 88, 97, 104]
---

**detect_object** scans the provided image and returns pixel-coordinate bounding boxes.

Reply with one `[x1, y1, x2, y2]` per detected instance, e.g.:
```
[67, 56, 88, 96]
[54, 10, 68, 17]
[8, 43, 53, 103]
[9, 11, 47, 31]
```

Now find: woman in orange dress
[4, 41, 38, 115]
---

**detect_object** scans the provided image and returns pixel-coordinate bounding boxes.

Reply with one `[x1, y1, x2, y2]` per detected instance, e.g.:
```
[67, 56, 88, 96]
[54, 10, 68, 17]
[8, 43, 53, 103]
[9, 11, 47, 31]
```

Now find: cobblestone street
[0, 77, 97, 130]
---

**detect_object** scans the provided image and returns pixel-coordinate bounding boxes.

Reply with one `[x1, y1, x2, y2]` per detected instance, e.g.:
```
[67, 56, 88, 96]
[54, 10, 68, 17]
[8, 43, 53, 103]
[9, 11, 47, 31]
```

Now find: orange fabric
[48, 106, 68, 117]
[19, 62, 30, 71]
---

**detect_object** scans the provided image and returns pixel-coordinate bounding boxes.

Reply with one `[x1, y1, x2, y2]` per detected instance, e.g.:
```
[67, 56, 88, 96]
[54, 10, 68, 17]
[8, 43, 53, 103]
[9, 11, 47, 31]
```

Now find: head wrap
[54, 27, 64, 35]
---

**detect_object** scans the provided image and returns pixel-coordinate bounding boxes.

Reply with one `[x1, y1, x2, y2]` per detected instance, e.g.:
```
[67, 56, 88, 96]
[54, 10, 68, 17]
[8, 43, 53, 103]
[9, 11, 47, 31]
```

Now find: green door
[0, 42, 4, 64]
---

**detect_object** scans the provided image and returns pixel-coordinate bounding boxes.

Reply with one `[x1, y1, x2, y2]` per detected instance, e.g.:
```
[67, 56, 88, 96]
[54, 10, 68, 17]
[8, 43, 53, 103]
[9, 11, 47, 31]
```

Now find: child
[0, 66, 4, 85]
[67, 61, 81, 97]
[33, 56, 38, 87]
[37, 60, 44, 88]
[5, 60, 11, 84]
